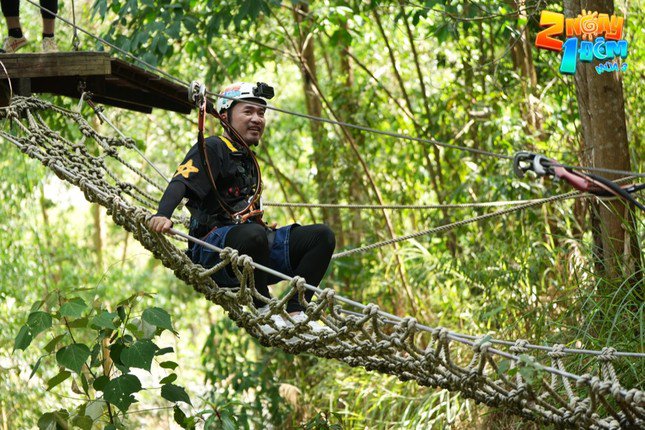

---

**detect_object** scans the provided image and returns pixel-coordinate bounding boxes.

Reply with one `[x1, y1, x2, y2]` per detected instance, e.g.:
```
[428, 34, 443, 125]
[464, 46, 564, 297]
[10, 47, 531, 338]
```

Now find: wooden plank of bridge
[0, 52, 111, 78]
[0, 52, 193, 114]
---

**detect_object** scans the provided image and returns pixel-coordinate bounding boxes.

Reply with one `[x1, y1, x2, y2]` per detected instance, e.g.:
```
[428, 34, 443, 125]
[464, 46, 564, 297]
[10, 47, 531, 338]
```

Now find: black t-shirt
[169, 136, 259, 237]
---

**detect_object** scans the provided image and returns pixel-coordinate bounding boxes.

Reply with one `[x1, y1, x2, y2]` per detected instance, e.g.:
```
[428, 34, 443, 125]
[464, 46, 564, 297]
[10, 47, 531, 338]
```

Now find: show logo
[534, 10, 628, 75]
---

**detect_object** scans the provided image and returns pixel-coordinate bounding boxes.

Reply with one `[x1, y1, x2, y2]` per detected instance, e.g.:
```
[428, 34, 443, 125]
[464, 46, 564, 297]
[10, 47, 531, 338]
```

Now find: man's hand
[148, 216, 173, 234]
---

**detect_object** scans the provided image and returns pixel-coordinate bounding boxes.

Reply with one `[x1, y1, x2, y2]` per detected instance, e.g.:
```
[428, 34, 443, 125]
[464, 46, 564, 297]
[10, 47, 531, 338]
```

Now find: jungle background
[0, 0, 642, 428]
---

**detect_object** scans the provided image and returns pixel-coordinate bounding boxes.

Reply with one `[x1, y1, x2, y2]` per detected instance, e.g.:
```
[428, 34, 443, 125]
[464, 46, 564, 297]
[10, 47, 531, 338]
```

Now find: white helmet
[215, 81, 274, 113]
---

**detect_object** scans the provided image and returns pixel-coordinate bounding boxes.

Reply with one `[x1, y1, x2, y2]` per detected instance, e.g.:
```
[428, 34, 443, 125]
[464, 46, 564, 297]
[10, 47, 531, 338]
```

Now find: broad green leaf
[161, 384, 192, 405]
[120, 340, 158, 371]
[56, 344, 91, 374]
[497, 359, 510, 374]
[14, 325, 33, 351]
[91, 311, 117, 330]
[142, 307, 174, 333]
[173, 405, 188, 429]
[59, 298, 88, 319]
[160, 361, 178, 370]
[160, 373, 177, 384]
[27, 311, 52, 337]
[68, 316, 89, 328]
[93, 375, 109, 391]
[46, 370, 71, 391]
[44, 334, 67, 353]
[37, 409, 69, 430]
[71, 414, 93, 430]
[102, 374, 142, 412]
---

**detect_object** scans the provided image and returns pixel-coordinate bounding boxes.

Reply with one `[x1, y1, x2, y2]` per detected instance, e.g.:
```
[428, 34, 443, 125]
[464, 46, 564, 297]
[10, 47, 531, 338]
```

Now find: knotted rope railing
[2, 96, 643, 429]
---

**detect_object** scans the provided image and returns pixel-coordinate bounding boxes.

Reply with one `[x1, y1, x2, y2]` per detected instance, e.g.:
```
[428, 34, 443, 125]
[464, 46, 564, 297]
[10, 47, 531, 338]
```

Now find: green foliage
[2, 0, 642, 428]
[11, 291, 195, 428]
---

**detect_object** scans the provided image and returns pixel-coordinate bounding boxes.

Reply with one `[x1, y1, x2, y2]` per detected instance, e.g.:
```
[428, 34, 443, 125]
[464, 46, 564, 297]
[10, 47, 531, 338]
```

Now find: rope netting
[1, 96, 643, 429]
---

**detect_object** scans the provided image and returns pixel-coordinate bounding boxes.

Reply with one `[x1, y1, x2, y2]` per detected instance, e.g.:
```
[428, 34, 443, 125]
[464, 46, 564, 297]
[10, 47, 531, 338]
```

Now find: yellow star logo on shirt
[174, 159, 199, 179]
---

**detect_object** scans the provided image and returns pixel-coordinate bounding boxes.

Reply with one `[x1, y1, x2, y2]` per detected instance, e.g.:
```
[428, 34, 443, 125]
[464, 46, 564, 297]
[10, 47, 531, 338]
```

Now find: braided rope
[2, 96, 643, 429]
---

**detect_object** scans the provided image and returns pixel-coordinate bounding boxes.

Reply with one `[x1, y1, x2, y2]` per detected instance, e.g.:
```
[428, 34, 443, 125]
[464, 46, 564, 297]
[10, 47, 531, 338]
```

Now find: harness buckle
[513, 151, 554, 178]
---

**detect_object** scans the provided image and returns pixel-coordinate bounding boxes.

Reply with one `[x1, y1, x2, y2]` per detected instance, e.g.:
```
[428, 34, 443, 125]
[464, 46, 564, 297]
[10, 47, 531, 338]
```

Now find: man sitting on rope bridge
[149, 81, 335, 334]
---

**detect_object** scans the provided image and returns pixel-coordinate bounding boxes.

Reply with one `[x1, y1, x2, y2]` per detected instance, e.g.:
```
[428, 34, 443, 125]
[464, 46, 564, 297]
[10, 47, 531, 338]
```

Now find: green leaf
[159, 373, 177, 384]
[46, 370, 71, 391]
[220, 411, 237, 430]
[117, 306, 126, 322]
[27, 311, 53, 336]
[56, 343, 91, 374]
[14, 325, 33, 351]
[102, 374, 142, 413]
[30, 300, 44, 312]
[159, 361, 178, 370]
[90, 343, 101, 367]
[155, 347, 174, 356]
[497, 359, 510, 374]
[68, 316, 89, 328]
[59, 298, 87, 319]
[44, 334, 67, 353]
[161, 384, 192, 405]
[91, 311, 117, 330]
[37, 409, 69, 430]
[93, 375, 109, 391]
[71, 414, 93, 430]
[142, 307, 174, 333]
[80, 372, 90, 395]
[173, 405, 188, 429]
[29, 356, 43, 380]
[120, 340, 158, 371]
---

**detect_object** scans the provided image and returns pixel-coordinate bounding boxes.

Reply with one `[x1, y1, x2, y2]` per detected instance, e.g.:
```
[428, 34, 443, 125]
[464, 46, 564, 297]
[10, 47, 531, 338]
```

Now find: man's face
[224, 101, 266, 145]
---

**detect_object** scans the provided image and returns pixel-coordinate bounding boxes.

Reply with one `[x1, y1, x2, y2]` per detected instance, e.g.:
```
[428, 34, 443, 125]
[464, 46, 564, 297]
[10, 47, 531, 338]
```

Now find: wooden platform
[0, 52, 194, 114]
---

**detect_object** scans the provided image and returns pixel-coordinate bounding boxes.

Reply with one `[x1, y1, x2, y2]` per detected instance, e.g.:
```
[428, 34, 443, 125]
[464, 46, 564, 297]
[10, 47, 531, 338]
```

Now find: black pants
[225, 223, 335, 312]
[1, 0, 58, 19]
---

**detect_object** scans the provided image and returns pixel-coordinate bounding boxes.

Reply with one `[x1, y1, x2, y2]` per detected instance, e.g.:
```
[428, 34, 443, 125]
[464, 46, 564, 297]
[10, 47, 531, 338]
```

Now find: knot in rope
[398, 317, 417, 337]
[624, 388, 643, 405]
[548, 343, 568, 359]
[219, 247, 237, 263]
[318, 288, 335, 303]
[473, 336, 492, 355]
[363, 303, 380, 317]
[434, 327, 449, 342]
[575, 374, 593, 389]
[291, 276, 307, 293]
[510, 339, 529, 354]
[598, 347, 617, 362]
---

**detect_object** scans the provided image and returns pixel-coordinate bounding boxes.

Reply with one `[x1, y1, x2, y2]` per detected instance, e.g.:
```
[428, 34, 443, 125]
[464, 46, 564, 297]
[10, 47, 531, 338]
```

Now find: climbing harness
[514, 151, 645, 211]
[189, 81, 265, 225]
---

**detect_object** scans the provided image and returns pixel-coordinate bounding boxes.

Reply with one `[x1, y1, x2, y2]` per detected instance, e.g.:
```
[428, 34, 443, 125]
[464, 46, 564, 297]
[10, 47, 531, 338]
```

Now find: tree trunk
[510, 0, 543, 133]
[293, 3, 345, 247]
[565, 0, 641, 282]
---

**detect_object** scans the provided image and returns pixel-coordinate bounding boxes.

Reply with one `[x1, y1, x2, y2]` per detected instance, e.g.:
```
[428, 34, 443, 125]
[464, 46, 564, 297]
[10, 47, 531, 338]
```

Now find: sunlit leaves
[142, 307, 174, 333]
[102, 374, 142, 412]
[161, 383, 192, 405]
[56, 344, 91, 374]
[120, 340, 158, 371]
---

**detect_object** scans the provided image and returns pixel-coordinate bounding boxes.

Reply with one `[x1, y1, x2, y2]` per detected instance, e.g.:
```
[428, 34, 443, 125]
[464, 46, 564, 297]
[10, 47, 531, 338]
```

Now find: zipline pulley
[514, 152, 645, 211]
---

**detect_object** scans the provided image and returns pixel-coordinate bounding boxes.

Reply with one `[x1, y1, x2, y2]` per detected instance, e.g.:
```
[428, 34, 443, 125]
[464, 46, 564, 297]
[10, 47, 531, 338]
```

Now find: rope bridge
[2, 96, 643, 429]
